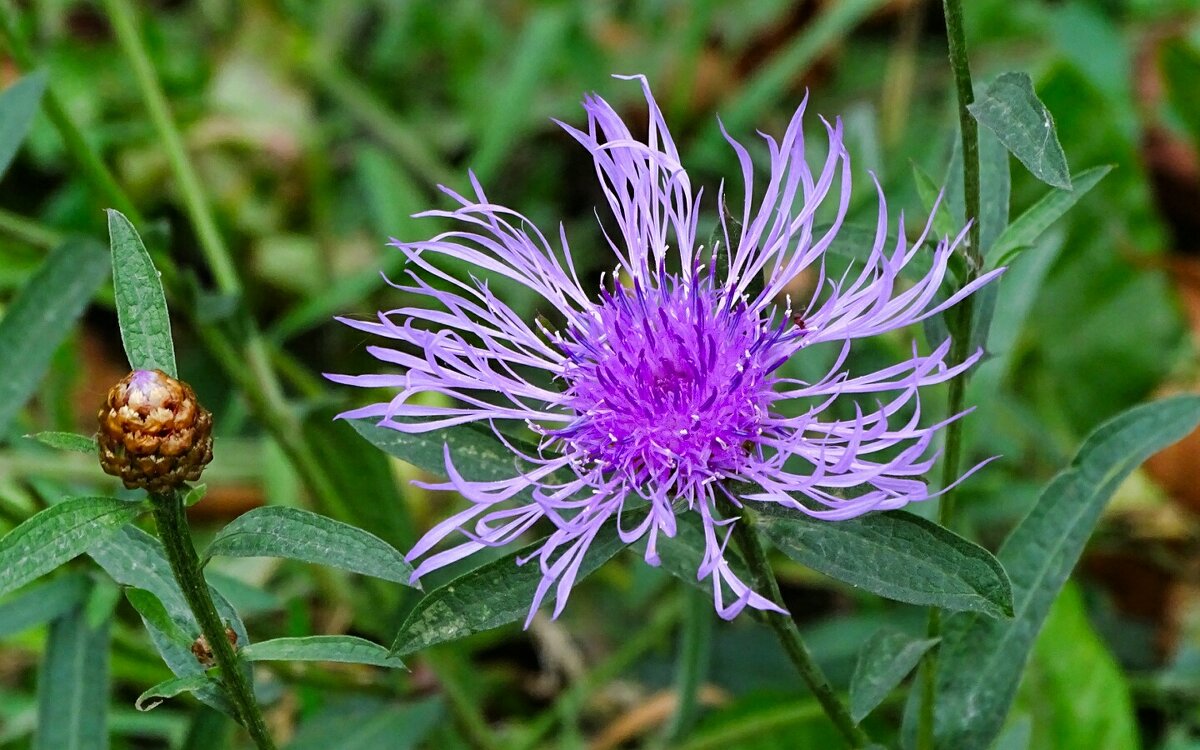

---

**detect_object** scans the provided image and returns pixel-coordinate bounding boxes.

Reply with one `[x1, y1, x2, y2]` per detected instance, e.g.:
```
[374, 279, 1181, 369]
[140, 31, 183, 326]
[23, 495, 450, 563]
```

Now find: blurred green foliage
[2, 0, 1200, 748]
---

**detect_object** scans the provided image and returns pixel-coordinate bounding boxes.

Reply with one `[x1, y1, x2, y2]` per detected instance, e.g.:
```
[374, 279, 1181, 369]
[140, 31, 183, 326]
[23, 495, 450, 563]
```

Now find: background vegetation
[2, 0, 1200, 748]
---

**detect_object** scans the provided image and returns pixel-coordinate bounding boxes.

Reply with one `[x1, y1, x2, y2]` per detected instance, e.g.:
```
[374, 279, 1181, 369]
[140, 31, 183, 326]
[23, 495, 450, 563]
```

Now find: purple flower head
[331, 75, 1001, 623]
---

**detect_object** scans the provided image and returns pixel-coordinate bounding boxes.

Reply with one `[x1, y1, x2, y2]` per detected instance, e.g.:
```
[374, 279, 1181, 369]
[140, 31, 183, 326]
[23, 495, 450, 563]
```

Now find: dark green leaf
[34, 606, 109, 750]
[0, 497, 144, 598]
[242, 636, 404, 668]
[0, 574, 90, 639]
[136, 673, 215, 712]
[309, 410, 414, 551]
[978, 127, 1011, 254]
[108, 210, 176, 377]
[0, 70, 48, 179]
[90, 526, 243, 716]
[849, 629, 939, 722]
[754, 505, 1013, 618]
[203, 506, 415, 585]
[933, 395, 1200, 749]
[0, 238, 109, 437]
[968, 72, 1071, 190]
[989, 166, 1112, 266]
[350, 417, 531, 486]
[26, 431, 97, 454]
[910, 162, 956, 239]
[391, 525, 628, 656]
[125, 587, 192, 648]
[653, 512, 752, 602]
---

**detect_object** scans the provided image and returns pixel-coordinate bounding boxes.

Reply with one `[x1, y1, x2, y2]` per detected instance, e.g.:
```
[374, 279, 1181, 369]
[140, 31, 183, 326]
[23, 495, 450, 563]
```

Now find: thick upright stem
[150, 491, 276, 750]
[731, 508, 869, 749]
[920, 2, 983, 748]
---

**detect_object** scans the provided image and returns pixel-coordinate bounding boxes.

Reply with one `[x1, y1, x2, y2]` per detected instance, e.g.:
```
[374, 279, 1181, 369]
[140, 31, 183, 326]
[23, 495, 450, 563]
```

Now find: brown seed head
[97, 369, 213, 493]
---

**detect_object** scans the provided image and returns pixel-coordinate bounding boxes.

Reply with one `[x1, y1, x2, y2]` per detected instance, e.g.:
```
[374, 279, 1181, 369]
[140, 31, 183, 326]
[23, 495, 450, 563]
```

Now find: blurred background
[2, 0, 1200, 747]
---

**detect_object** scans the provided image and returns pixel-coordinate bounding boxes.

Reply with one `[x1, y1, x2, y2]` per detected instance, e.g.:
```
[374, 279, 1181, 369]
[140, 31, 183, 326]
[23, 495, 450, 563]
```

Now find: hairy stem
[732, 507, 869, 749]
[150, 491, 276, 750]
[919, 1, 983, 748]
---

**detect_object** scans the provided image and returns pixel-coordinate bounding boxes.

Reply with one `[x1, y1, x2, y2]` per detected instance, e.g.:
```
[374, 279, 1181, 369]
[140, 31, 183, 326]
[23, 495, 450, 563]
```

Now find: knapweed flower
[332, 75, 1001, 622]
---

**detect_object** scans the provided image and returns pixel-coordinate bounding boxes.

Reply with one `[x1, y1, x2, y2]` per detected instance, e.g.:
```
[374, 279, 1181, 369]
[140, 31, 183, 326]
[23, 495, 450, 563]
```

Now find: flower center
[554, 276, 787, 486]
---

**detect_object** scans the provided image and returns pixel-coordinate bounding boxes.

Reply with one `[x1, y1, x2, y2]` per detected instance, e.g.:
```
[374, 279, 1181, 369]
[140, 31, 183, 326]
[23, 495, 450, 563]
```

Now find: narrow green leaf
[107, 210, 176, 377]
[307, 410, 414, 551]
[242, 635, 404, 668]
[203, 506, 415, 585]
[849, 629, 939, 722]
[978, 128, 1011, 254]
[90, 526, 244, 716]
[125, 587, 192, 648]
[0, 238, 110, 437]
[83, 576, 121, 629]
[470, 7, 568, 182]
[391, 525, 628, 656]
[0, 497, 144, 598]
[34, 606, 109, 750]
[754, 504, 1013, 618]
[989, 165, 1111, 265]
[933, 395, 1200, 749]
[136, 672, 215, 712]
[653, 512, 752, 602]
[968, 72, 1071, 190]
[26, 431, 97, 454]
[350, 417, 532, 485]
[910, 162, 956, 239]
[0, 70, 48, 179]
[0, 574, 90, 638]
[183, 484, 208, 507]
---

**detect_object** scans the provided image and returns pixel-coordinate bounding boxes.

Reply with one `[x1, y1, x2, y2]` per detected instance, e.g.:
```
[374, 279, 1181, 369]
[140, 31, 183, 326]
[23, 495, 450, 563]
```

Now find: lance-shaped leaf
[26, 431, 98, 454]
[242, 635, 404, 668]
[391, 523, 629, 656]
[34, 605, 110, 750]
[849, 629, 939, 722]
[0, 574, 91, 638]
[0, 238, 110, 437]
[968, 72, 1071, 190]
[350, 417, 536, 484]
[136, 672, 216, 712]
[989, 165, 1111, 266]
[931, 395, 1200, 749]
[203, 506, 415, 585]
[0, 497, 144, 598]
[0, 70, 48, 178]
[108, 210, 176, 376]
[754, 504, 1013, 618]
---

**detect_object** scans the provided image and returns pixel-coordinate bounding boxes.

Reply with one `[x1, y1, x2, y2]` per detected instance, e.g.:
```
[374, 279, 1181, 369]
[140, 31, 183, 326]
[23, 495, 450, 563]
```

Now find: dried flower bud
[191, 626, 238, 667]
[97, 369, 213, 493]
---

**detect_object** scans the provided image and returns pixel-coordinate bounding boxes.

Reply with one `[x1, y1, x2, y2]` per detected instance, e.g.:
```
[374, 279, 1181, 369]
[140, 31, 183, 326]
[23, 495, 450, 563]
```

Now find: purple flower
[331, 75, 1001, 623]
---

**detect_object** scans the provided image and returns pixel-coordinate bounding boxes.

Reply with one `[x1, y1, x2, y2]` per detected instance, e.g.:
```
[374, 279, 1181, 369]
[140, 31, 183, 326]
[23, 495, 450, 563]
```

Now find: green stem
[730, 507, 869, 749]
[149, 491, 275, 750]
[664, 586, 713, 743]
[101, 0, 240, 295]
[919, 1, 983, 748]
